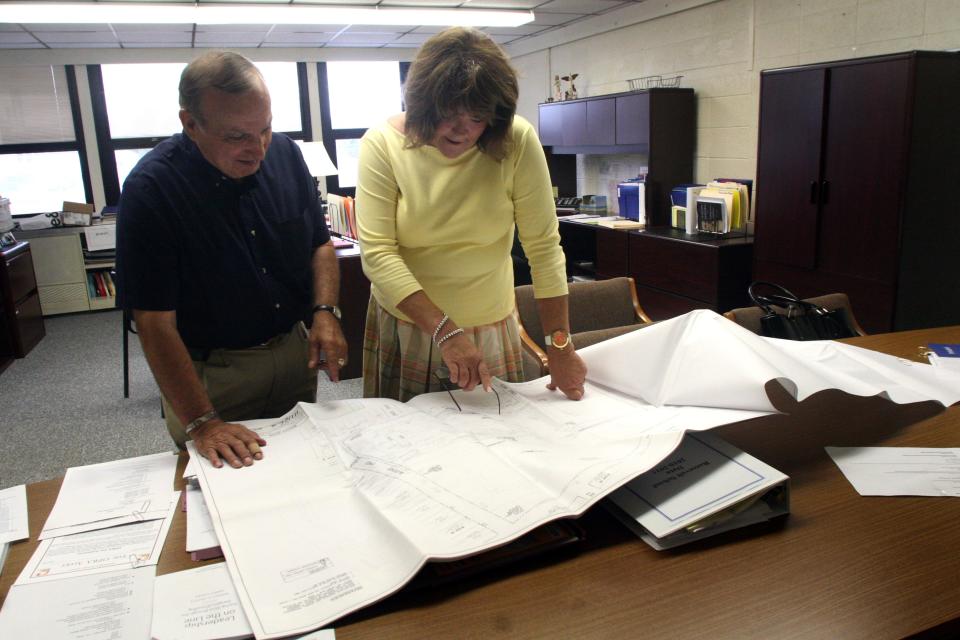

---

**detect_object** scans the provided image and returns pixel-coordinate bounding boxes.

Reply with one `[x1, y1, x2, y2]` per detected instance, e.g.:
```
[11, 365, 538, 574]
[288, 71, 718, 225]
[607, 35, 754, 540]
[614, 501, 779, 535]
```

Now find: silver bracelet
[436, 327, 464, 347]
[184, 409, 219, 436]
[432, 314, 449, 344]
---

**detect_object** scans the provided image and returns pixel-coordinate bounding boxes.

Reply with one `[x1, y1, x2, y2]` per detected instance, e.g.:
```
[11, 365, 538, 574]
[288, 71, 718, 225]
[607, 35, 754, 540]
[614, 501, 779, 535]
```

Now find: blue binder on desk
[617, 180, 645, 222]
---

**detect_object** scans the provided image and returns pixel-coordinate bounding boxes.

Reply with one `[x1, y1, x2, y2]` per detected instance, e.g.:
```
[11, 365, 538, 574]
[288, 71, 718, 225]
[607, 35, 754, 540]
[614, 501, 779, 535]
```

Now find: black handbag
[747, 281, 857, 341]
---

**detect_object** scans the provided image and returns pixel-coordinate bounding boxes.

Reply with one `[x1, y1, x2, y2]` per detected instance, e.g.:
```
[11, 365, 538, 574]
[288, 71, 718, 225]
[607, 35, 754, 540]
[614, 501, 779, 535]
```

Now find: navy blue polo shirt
[116, 132, 330, 349]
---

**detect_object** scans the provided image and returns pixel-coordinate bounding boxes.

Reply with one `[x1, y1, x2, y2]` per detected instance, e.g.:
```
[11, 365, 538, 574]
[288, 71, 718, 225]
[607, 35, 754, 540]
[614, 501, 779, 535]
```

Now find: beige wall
[509, 0, 960, 216]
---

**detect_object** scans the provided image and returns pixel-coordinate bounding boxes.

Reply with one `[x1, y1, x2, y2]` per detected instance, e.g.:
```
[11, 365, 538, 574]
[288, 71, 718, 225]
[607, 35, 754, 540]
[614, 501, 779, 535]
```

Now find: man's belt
[186, 326, 295, 362]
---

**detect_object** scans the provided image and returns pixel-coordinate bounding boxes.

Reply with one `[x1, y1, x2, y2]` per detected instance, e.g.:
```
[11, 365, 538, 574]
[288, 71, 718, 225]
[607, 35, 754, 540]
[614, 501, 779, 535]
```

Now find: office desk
[558, 220, 754, 319]
[2, 326, 959, 638]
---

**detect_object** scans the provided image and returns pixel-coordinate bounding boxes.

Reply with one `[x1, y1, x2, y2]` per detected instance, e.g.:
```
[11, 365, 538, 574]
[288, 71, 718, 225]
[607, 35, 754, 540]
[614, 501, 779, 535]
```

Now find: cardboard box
[61, 201, 95, 226]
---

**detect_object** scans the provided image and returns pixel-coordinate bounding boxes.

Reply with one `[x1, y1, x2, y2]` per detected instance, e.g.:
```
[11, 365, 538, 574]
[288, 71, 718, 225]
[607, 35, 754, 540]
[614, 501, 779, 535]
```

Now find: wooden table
[3, 326, 959, 639]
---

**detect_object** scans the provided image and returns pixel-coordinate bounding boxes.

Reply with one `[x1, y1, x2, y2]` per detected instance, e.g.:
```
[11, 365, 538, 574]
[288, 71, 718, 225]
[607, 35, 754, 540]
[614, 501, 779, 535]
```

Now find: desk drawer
[5, 248, 39, 302]
[629, 234, 719, 305]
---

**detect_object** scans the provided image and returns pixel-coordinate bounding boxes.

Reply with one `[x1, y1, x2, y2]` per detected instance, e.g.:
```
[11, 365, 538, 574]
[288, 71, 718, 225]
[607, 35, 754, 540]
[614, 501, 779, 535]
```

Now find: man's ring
[337, 358, 346, 366]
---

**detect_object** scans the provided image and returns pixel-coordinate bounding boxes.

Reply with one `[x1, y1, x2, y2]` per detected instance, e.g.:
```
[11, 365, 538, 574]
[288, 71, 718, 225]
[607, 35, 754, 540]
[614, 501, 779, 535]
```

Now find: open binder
[606, 431, 789, 550]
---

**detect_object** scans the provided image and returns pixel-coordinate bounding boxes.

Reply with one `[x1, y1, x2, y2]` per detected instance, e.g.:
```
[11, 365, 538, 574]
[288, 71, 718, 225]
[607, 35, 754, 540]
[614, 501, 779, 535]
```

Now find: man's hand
[440, 334, 492, 392]
[546, 347, 587, 400]
[191, 420, 267, 469]
[308, 314, 349, 382]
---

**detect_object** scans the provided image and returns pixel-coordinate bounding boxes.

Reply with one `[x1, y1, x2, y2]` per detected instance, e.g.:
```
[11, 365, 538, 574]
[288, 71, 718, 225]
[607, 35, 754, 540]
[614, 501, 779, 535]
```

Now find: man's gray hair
[179, 51, 265, 122]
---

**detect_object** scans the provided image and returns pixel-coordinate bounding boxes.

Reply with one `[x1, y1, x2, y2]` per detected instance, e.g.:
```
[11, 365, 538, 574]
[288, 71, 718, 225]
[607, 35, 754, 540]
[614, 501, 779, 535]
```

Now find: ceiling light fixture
[0, 3, 535, 27]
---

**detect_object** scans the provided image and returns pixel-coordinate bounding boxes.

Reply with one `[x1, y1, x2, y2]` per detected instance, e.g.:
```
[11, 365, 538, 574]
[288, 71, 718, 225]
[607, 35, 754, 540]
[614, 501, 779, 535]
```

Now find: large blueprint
[190, 310, 960, 639]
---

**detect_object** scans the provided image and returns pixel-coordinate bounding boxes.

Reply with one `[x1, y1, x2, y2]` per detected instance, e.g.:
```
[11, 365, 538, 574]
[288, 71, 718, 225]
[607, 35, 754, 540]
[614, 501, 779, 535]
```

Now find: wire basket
[627, 74, 683, 91]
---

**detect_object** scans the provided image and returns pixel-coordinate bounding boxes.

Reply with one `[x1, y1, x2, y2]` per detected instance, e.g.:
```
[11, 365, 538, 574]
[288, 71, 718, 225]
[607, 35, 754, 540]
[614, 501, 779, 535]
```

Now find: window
[319, 61, 406, 193]
[93, 61, 309, 204]
[0, 65, 90, 214]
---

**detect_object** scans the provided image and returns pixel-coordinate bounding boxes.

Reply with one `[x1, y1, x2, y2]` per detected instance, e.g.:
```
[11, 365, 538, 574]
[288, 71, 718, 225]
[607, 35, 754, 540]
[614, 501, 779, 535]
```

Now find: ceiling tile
[119, 31, 192, 43]
[462, 0, 541, 7]
[49, 42, 123, 49]
[330, 32, 403, 44]
[538, 0, 628, 13]
[32, 31, 119, 44]
[379, 1, 463, 6]
[0, 32, 39, 44]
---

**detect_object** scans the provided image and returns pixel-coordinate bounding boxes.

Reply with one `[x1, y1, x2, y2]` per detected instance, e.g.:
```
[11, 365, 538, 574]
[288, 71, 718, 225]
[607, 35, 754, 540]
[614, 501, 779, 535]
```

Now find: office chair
[723, 292, 867, 337]
[515, 276, 653, 379]
[122, 307, 136, 398]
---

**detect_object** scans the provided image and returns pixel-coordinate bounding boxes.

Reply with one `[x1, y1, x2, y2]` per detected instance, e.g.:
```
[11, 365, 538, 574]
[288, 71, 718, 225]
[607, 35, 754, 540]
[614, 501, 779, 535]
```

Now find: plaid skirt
[362, 294, 525, 401]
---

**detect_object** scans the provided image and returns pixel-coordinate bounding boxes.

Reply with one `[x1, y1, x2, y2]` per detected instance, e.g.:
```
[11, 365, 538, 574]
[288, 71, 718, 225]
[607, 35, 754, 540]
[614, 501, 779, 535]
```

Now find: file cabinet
[1, 242, 45, 373]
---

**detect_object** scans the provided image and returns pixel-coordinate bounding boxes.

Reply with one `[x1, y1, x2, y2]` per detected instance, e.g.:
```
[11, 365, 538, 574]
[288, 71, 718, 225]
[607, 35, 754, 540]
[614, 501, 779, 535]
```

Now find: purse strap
[748, 281, 801, 314]
[748, 281, 832, 317]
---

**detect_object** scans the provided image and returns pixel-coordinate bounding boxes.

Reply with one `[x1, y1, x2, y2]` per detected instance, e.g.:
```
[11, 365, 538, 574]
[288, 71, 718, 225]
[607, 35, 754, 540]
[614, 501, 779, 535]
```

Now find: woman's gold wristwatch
[545, 329, 572, 350]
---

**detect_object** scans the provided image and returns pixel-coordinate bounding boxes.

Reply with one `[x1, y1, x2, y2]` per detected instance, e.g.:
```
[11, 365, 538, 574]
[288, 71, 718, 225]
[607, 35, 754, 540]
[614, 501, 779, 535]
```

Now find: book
[606, 431, 789, 550]
[597, 218, 645, 229]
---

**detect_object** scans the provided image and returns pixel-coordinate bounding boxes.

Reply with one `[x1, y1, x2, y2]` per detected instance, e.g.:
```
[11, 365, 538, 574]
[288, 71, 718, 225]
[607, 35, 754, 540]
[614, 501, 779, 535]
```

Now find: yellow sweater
[356, 115, 568, 327]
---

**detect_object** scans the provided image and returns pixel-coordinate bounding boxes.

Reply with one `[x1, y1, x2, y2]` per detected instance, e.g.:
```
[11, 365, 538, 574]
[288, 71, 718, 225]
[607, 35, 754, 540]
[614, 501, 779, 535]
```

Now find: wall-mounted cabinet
[538, 89, 694, 227]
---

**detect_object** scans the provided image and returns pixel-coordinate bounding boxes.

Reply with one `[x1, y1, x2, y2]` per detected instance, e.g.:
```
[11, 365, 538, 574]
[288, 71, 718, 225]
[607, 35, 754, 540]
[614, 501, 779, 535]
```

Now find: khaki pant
[163, 324, 318, 448]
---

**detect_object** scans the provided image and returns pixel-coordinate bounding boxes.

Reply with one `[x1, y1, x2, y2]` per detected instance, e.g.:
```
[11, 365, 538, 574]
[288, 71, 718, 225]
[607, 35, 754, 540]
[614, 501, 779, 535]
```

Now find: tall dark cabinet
[754, 51, 960, 333]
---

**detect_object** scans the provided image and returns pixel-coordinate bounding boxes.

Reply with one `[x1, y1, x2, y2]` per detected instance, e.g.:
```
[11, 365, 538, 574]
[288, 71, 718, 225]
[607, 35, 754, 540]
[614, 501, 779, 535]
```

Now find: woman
[356, 26, 586, 402]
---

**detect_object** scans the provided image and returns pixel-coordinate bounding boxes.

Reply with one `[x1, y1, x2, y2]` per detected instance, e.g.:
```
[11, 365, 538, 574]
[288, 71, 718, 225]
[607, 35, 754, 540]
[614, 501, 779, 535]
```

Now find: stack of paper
[0, 453, 180, 638]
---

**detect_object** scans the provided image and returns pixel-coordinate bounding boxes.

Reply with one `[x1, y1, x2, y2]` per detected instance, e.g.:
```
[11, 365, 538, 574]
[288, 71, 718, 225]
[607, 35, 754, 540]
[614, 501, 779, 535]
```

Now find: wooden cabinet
[1, 242, 45, 372]
[556, 221, 753, 320]
[627, 229, 753, 320]
[334, 245, 370, 380]
[538, 89, 694, 227]
[754, 51, 960, 332]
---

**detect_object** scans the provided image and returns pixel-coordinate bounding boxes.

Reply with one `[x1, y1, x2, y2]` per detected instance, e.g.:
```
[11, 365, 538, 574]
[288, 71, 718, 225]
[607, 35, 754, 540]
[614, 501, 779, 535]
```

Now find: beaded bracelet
[432, 314, 450, 344]
[436, 327, 464, 347]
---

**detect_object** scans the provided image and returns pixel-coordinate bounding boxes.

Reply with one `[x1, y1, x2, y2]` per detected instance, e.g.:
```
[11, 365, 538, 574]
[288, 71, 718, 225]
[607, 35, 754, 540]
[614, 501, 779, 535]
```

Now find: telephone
[554, 196, 582, 208]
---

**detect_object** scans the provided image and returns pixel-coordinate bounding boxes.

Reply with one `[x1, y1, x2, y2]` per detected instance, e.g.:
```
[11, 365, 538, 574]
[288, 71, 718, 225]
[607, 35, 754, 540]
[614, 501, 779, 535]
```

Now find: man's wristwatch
[545, 329, 573, 350]
[312, 304, 342, 320]
[184, 410, 220, 436]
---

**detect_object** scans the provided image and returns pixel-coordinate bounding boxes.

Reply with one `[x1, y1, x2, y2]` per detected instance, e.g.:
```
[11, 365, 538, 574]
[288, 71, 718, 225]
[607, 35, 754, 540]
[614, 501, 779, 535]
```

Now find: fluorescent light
[0, 3, 535, 27]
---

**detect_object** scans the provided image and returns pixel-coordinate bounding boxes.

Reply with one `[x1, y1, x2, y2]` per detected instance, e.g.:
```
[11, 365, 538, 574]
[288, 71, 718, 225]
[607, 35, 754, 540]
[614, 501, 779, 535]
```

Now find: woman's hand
[440, 334, 492, 392]
[546, 347, 587, 400]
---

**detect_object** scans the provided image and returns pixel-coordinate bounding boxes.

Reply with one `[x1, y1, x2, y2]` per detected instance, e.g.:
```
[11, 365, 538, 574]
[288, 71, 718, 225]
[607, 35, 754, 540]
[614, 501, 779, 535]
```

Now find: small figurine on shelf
[553, 74, 563, 101]
[561, 73, 579, 100]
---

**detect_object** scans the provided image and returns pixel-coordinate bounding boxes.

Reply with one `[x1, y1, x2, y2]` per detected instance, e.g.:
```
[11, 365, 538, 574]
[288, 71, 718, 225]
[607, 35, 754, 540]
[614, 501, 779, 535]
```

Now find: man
[117, 51, 347, 469]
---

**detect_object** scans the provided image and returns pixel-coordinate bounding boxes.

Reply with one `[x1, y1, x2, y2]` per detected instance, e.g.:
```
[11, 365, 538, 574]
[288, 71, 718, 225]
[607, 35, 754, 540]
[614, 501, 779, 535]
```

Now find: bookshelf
[16, 223, 117, 315]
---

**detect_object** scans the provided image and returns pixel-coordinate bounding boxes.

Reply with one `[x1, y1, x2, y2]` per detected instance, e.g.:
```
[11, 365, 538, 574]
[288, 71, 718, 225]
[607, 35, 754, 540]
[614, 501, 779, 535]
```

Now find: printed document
[826, 447, 960, 496]
[190, 310, 960, 638]
[0, 483, 29, 544]
[152, 563, 252, 640]
[0, 567, 154, 639]
[40, 451, 178, 539]
[17, 490, 179, 584]
[185, 483, 220, 556]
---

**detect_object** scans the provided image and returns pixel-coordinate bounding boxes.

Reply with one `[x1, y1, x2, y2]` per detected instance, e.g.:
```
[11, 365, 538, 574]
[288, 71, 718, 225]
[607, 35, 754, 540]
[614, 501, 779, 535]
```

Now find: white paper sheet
[826, 447, 960, 496]
[17, 490, 179, 584]
[0, 567, 154, 639]
[0, 484, 29, 544]
[190, 310, 960, 638]
[40, 451, 178, 539]
[185, 484, 219, 554]
[152, 563, 253, 640]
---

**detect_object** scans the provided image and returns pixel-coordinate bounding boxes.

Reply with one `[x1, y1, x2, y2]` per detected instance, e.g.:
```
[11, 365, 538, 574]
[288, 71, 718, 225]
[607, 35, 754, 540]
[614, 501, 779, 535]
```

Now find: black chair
[122, 307, 136, 398]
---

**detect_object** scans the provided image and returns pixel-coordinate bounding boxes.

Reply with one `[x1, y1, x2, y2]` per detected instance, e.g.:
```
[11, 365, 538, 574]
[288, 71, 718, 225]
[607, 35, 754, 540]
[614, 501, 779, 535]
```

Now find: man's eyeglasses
[433, 366, 501, 415]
